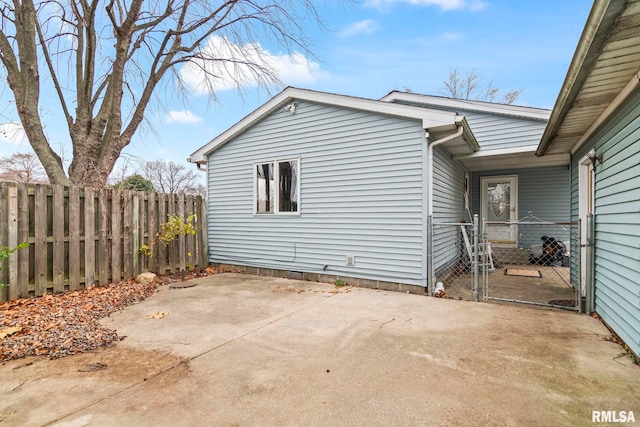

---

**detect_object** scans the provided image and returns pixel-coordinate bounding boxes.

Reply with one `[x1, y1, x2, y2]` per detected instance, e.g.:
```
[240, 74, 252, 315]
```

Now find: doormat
[548, 299, 576, 307]
[504, 268, 542, 278]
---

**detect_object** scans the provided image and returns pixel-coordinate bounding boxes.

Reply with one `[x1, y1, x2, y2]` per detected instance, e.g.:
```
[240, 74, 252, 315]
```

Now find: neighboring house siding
[206, 100, 428, 286]
[432, 145, 467, 272]
[572, 90, 640, 357]
[471, 166, 571, 247]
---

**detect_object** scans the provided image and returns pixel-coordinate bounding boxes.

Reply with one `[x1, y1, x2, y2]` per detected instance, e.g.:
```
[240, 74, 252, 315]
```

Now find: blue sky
[0, 0, 593, 182]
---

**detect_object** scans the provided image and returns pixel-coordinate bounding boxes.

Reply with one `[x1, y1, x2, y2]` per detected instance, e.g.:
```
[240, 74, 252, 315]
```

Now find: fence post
[482, 217, 488, 301]
[473, 214, 479, 302]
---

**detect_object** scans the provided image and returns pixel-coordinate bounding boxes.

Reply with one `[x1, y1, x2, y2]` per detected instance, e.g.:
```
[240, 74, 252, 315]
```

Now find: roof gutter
[570, 70, 640, 154]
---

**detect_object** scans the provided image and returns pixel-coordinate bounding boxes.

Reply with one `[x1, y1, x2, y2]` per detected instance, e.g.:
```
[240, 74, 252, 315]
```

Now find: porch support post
[585, 214, 596, 313]
[473, 214, 480, 302]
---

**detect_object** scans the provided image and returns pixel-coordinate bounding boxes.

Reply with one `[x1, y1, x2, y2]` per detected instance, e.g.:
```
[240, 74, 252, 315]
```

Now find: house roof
[380, 91, 552, 121]
[380, 91, 563, 172]
[537, 0, 640, 156]
[189, 87, 479, 164]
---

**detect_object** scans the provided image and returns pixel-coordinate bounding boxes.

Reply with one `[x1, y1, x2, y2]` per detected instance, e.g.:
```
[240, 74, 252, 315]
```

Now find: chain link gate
[431, 216, 581, 312]
[431, 216, 482, 302]
[482, 218, 581, 311]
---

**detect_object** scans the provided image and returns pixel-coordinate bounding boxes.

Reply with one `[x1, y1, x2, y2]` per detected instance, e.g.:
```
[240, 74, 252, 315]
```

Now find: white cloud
[166, 110, 203, 124]
[0, 122, 28, 146]
[364, 0, 487, 11]
[438, 31, 463, 41]
[180, 36, 328, 94]
[339, 19, 381, 37]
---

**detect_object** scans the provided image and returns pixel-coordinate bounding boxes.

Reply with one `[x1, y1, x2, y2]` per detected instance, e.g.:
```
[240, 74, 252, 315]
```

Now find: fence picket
[17, 183, 29, 297]
[98, 189, 110, 285]
[7, 184, 18, 300]
[132, 193, 140, 276]
[52, 185, 65, 293]
[34, 185, 48, 295]
[68, 186, 80, 290]
[178, 193, 186, 272]
[157, 193, 167, 275]
[0, 184, 6, 301]
[137, 192, 146, 273]
[85, 187, 96, 287]
[147, 192, 156, 274]
[111, 189, 122, 283]
[123, 191, 133, 279]
[185, 195, 195, 270]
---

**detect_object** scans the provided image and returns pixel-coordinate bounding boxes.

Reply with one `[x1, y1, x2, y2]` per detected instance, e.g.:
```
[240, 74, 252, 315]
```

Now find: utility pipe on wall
[426, 124, 464, 295]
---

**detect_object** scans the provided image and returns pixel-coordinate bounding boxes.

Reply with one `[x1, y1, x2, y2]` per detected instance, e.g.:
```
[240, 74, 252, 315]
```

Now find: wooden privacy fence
[0, 182, 208, 302]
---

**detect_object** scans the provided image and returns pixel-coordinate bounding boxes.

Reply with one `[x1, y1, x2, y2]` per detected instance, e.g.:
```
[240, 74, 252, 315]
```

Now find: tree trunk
[0, 0, 69, 185]
[67, 134, 126, 188]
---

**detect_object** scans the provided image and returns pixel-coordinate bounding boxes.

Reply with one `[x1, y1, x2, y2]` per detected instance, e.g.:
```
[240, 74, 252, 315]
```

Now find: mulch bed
[0, 267, 216, 362]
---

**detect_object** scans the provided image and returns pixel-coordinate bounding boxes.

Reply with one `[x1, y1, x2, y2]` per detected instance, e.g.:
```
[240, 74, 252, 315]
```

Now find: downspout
[426, 124, 464, 295]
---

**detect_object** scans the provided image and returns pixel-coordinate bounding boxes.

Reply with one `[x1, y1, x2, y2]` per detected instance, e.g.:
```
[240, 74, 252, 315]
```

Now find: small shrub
[158, 214, 197, 247]
[335, 279, 346, 288]
[0, 243, 28, 287]
[138, 214, 197, 258]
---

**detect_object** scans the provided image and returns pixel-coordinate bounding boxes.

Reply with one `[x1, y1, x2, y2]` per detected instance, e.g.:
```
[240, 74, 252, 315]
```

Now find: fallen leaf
[0, 327, 21, 339]
[147, 311, 169, 319]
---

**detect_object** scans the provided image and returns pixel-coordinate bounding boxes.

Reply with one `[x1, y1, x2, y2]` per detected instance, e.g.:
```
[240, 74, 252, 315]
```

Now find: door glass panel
[487, 182, 510, 221]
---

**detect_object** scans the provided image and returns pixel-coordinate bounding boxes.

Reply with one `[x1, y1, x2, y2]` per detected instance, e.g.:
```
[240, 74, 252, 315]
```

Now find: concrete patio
[0, 273, 638, 426]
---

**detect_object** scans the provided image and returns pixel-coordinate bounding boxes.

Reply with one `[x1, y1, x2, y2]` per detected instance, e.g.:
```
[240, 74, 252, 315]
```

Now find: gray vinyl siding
[206, 100, 428, 286]
[432, 145, 467, 272]
[571, 89, 640, 357]
[460, 110, 547, 151]
[389, 100, 547, 151]
[471, 166, 571, 248]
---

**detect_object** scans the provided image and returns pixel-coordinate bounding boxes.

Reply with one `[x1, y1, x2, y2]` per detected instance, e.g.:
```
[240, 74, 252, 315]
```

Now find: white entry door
[481, 175, 518, 245]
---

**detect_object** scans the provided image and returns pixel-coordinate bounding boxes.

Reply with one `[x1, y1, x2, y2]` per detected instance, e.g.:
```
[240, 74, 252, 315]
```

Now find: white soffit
[538, 0, 640, 156]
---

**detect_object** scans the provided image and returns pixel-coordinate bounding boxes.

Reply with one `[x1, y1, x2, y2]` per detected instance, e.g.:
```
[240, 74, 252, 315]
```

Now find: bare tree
[0, 152, 48, 183]
[0, 1, 323, 187]
[143, 160, 203, 196]
[439, 68, 523, 104]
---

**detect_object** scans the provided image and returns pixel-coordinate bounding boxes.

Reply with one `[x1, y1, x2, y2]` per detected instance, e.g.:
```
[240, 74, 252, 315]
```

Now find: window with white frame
[255, 159, 299, 214]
